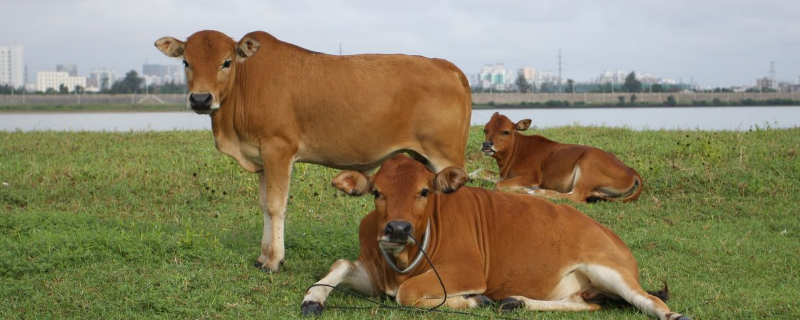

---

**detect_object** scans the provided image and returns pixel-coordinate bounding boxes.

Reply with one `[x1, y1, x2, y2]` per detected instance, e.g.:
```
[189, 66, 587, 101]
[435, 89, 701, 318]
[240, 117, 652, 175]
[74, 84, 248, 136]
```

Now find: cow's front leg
[396, 269, 490, 309]
[301, 259, 375, 316]
[255, 147, 294, 272]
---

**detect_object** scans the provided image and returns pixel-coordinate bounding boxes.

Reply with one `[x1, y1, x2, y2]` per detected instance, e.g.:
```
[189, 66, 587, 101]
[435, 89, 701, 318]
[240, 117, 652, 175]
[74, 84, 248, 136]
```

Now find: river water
[1, 106, 798, 132]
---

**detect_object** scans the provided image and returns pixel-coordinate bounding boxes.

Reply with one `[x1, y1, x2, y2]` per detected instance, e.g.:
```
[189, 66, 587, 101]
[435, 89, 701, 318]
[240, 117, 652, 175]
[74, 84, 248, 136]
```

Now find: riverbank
[0, 103, 187, 113]
[3, 101, 800, 113]
[1, 127, 798, 319]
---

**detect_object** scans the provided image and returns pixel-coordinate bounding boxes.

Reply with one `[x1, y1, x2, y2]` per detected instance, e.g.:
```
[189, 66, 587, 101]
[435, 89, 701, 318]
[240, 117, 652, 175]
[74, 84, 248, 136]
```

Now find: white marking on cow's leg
[583, 265, 685, 320]
[506, 294, 600, 312]
[256, 172, 272, 266]
[468, 168, 500, 183]
[302, 260, 373, 304]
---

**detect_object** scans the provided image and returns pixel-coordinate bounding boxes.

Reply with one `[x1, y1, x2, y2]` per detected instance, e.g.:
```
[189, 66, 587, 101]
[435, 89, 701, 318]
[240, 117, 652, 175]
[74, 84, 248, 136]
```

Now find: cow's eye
[483, 129, 488, 134]
[182, 60, 190, 68]
[502, 130, 510, 135]
[222, 59, 231, 69]
[420, 189, 430, 197]
[371, 190, 380, 198]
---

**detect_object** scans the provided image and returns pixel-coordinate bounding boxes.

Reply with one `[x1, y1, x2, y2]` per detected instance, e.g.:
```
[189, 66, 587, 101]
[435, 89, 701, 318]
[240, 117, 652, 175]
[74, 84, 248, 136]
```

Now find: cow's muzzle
[188, 93, 214, 114]
[481, 141, 496, 155]
[384, 220, 413, 244]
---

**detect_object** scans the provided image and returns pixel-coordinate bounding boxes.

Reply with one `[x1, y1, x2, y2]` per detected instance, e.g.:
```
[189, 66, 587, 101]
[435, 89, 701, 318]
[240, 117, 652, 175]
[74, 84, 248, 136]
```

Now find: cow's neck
[494, 133, 525, 178]
[495, 134, 547, 178]
[381, 198, 443, 285]
[208, 85, 262, 173]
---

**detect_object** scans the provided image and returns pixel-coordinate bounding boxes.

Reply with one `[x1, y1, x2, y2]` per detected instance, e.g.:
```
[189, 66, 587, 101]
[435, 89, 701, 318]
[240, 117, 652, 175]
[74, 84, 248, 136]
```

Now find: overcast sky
[2, 0, 798, 88]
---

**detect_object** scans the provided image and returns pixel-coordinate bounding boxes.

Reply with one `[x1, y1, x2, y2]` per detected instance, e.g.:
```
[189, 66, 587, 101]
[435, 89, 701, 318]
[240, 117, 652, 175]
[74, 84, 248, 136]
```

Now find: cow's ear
[491, 112, 500, 118]
[332, 171, 372, 196]
[433, 167, 468, 194]
[154, 37, 185, 58]
[515, 119, 532, 131]
[236, 37, 261, 60]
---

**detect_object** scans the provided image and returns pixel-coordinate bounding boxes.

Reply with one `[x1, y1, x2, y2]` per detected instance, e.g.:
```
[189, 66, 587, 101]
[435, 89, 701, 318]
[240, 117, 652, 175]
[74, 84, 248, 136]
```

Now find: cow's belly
[295, 144, 413, 172]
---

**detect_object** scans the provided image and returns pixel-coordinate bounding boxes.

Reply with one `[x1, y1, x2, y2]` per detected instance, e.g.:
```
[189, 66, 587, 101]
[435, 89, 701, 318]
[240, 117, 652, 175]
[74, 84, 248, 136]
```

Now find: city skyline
[1, 0, 799, 88]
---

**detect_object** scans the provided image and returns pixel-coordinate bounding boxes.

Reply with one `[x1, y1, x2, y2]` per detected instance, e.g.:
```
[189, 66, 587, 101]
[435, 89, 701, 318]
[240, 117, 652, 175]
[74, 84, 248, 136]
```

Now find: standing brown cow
[154, 30, 471, 271]
[302, 155, 689, 320]
[475, 112, 642, 203]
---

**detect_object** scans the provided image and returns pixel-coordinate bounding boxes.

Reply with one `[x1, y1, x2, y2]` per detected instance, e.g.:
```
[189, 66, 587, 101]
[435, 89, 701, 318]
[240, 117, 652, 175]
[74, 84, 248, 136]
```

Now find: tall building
[37, 71, 86, 92]
[57, 64, 78, 76]
[142, 63, 184, 85]
[0, 46, 25, 88]
[475, 63, 515, 90]
[756, 77, 777, 91]
[519, 67, 536, 83]
[87, 68, 118, 92]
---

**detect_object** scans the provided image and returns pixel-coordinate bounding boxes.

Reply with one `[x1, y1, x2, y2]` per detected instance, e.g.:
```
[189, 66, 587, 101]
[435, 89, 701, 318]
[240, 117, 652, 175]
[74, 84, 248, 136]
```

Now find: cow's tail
[647, 281, 669, 302]
[586, 173, 643, 203]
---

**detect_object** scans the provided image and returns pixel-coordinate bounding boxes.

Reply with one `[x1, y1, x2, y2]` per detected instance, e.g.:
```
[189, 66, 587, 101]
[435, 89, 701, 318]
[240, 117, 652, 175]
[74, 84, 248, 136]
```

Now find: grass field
[1, 126, 798, 319]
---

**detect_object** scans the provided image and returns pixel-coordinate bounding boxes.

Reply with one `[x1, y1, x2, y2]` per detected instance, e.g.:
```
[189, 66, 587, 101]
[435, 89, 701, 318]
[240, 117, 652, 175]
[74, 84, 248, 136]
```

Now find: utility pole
[339, 43, 342, 55]
[557, 49, 563, 93]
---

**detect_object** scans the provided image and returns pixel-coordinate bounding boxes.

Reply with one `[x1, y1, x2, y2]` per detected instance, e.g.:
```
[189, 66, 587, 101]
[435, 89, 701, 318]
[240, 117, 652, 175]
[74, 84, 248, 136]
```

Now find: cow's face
[332, 155, 467, 254]
[154, 30, 260, 114]
[482, 112, 531, 157]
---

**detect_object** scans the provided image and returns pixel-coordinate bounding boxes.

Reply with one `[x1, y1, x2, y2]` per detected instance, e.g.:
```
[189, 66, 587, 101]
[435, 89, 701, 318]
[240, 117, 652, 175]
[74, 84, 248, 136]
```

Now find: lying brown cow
[154, 30, 471, 271]
[301, 155, 689, 320]
[475, 112, 642, 203]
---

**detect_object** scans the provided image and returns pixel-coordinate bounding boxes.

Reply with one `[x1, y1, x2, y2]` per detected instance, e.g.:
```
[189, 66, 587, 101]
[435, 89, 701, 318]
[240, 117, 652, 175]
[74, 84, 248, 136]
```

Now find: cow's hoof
[498, 297, 522, 313]
[466, 294, 493, 308]
[254, 260, 284, 272]
[301, 300, 324, 317]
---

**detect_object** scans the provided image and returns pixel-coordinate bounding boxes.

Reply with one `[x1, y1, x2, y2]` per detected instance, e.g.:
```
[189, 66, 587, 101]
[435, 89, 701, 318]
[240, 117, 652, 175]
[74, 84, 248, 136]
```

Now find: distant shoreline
[472, 104, 800, 110]
[2, 103, 800, 113]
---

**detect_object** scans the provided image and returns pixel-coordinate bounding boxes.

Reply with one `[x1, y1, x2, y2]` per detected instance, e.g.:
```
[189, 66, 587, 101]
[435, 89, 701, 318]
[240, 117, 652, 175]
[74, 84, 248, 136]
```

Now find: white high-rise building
[37, 71, 86, 93]
[0, 46, 25, 88]
[87, 68, 118, 92]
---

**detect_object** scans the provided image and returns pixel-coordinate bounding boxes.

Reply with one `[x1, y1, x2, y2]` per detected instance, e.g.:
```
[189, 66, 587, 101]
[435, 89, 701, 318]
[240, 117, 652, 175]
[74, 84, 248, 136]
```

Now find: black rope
[304, 232, 523, 320]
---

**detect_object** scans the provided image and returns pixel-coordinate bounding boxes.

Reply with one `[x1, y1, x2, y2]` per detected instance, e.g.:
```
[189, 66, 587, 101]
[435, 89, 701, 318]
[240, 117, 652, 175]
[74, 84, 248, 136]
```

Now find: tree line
[473, 71, 779, 94]
[0, 70, 187, 94]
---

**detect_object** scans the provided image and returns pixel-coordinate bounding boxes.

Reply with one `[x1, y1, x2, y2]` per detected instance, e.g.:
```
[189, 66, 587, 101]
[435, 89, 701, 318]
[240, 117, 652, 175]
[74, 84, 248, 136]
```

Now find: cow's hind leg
[301, 260, 375, 316]
[584, 265, 690, 320]
[498, 294, 600, 313]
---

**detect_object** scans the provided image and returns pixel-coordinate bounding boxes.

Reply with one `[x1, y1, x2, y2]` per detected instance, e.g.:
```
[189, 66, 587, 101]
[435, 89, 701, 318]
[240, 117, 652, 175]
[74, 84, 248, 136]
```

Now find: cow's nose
[189, 93, 213, 110]
[482, 141, 494, 149]
[385, 221, 413, 241]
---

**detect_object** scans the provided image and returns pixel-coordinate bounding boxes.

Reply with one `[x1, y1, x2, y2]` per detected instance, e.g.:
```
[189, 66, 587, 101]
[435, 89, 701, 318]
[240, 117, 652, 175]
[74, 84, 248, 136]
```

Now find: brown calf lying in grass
[475, 112, 643, 203]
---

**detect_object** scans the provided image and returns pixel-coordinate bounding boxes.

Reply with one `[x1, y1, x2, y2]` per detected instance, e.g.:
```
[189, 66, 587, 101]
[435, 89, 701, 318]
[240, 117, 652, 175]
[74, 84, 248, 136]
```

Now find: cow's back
[231, 31, 471, 170]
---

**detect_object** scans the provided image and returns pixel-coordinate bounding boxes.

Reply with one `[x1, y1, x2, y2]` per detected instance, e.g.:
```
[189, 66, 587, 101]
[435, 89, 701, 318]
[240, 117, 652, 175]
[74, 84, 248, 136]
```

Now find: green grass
[0, 104, 187, 113]
[1, 126, 798, 319]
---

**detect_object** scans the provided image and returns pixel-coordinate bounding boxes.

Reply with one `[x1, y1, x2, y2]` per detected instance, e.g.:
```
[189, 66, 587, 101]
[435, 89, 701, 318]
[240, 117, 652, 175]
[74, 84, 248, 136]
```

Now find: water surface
[1, 106, 798, 132]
